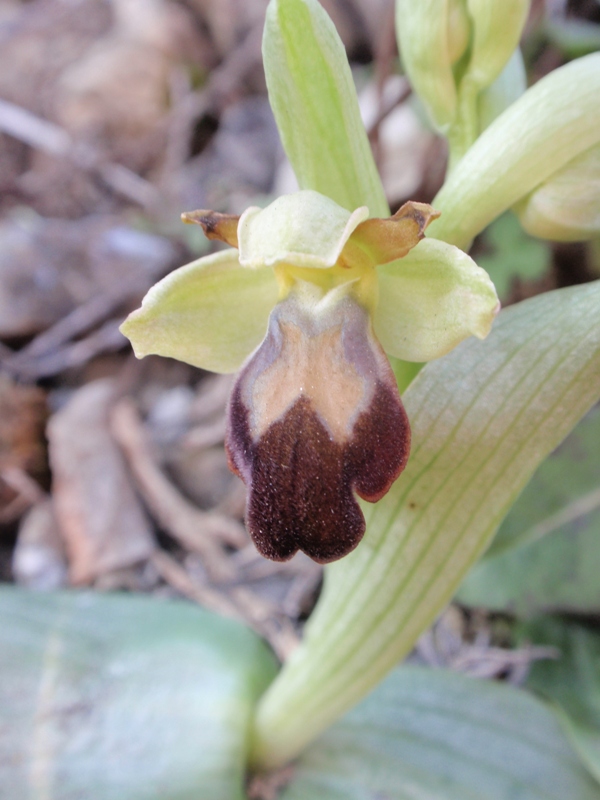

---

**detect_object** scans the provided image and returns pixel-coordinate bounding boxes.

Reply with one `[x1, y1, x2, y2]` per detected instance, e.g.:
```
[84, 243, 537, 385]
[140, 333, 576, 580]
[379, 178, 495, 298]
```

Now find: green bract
[121, 190, 499, 373]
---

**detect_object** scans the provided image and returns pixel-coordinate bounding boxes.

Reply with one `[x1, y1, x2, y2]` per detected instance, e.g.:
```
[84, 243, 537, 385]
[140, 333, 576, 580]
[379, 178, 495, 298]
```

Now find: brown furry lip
[225, 293, 410, 563]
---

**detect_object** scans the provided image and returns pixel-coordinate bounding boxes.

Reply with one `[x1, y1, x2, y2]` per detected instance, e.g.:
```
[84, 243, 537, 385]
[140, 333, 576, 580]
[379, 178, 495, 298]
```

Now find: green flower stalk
[122, 190, 498, 562]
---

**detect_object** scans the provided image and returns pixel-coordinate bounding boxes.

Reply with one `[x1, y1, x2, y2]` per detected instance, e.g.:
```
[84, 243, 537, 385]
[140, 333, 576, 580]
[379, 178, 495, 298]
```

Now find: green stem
[446, 78, 481, 174]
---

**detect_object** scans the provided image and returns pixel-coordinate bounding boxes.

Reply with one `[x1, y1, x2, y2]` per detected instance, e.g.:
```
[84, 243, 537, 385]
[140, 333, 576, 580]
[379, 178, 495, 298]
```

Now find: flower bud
[428, 54, 600, 249]
[397, 0, 530, 156]
[516, 144, 600, 241]
[448, 0, 471, 65]
[464, 0, 529, 95]
[395, 0, 468, 133]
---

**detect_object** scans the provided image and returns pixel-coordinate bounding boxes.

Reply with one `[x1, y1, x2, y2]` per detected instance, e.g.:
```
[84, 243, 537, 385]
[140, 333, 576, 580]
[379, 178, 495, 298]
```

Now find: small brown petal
[181, 210, 240, 248]
[225, 293, 410, 563]
[344, 201, 441, 267]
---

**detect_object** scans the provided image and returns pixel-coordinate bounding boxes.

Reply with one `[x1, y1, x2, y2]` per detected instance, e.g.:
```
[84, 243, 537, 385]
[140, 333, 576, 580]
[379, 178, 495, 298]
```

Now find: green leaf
[457, 405, 600, 615]
[280, 666, 600, 800]
[518, 617, 600, 785]
[0, 587, 278, 799]
[474, 212, 551, 301]
[263, 0, 389, 217]
[120, 249, 279, 374]
[252, 279, 600, 769]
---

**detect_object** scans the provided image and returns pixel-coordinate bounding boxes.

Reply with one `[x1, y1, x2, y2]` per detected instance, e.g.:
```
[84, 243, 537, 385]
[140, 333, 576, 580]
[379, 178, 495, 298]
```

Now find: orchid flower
[121, 189, 498, 563]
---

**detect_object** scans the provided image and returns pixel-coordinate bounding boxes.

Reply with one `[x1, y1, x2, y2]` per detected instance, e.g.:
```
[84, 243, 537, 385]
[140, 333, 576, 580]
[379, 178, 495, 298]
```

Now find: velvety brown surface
[226, 378, 409, 564]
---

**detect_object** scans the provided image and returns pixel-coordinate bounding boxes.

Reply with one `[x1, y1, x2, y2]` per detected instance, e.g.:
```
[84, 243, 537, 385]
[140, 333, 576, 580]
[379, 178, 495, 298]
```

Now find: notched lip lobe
[224, 292, 410, 564]
[226, 378, 410, 564]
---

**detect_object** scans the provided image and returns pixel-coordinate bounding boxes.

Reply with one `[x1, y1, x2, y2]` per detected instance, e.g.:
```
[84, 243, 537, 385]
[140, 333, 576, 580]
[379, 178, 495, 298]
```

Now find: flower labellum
[227, 287, 409, 563]
[121, 190, 499, 563]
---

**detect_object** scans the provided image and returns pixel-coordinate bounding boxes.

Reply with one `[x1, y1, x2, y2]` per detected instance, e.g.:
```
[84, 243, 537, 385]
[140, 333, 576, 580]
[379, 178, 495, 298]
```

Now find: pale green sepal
[263, 0, 388, 217]
[120, 250, 278, 374]
[428, 53, 600, 250]
[478, 47, 527, 133]
[238, 190, 368, 269]
[517, 144, 600, 241]
[252, 279, 600, 769]
[375, 239, 499, 362]
[395, 0, 460, 133]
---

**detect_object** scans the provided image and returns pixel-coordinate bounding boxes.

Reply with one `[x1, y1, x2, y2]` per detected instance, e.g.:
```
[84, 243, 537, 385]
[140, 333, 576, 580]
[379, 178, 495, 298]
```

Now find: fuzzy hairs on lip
[225, 292, 410, 564]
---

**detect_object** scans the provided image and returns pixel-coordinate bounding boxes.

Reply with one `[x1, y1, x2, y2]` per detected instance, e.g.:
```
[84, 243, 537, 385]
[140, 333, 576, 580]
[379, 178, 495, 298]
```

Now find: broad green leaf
[252, 280, 600, 769]
[484, 404, 600, 558]
[519, 617, 600, 785]
[457, 405, 600, 615]
[263, 0, 389, 217]
[428, 53, 600, 249]
[0, 587, 278, 799]
[120, 249, 278, 374]
[375, 238, 499, 362]
[280, 666, 600, 800]
[474, 212, 551, 301]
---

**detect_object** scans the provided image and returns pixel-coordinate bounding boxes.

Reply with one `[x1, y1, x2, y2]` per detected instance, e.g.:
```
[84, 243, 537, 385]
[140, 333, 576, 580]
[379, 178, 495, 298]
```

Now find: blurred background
[0, 0, 599, 663]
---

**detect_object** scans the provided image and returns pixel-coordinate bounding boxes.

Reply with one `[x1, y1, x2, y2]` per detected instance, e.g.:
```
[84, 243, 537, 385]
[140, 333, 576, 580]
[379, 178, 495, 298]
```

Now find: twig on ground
[151, 549, 241, 617]
[367, 79, 412, 142]
[190, 374, 234, 422]
[158, 22, 264, 187]
[0, 467, 46, 524]
[152, 549, 300, 661]
[4, 320, 127, 380]
[182, 416, 227, 450]
[231, 585, 301, 661]
[0, 97, 159, 208]
[111, 398, 247, 581]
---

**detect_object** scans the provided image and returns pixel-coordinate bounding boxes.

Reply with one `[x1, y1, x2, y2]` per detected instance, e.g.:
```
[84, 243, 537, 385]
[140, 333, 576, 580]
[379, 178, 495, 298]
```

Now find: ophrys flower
[121, 190, 498, 562]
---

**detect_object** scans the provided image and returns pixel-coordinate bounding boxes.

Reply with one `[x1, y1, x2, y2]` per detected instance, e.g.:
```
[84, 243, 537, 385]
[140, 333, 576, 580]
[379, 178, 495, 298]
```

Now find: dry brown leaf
[0, 376, 46, 473]
[111, 398, 246, 581]
[47, 379, 155, 585]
